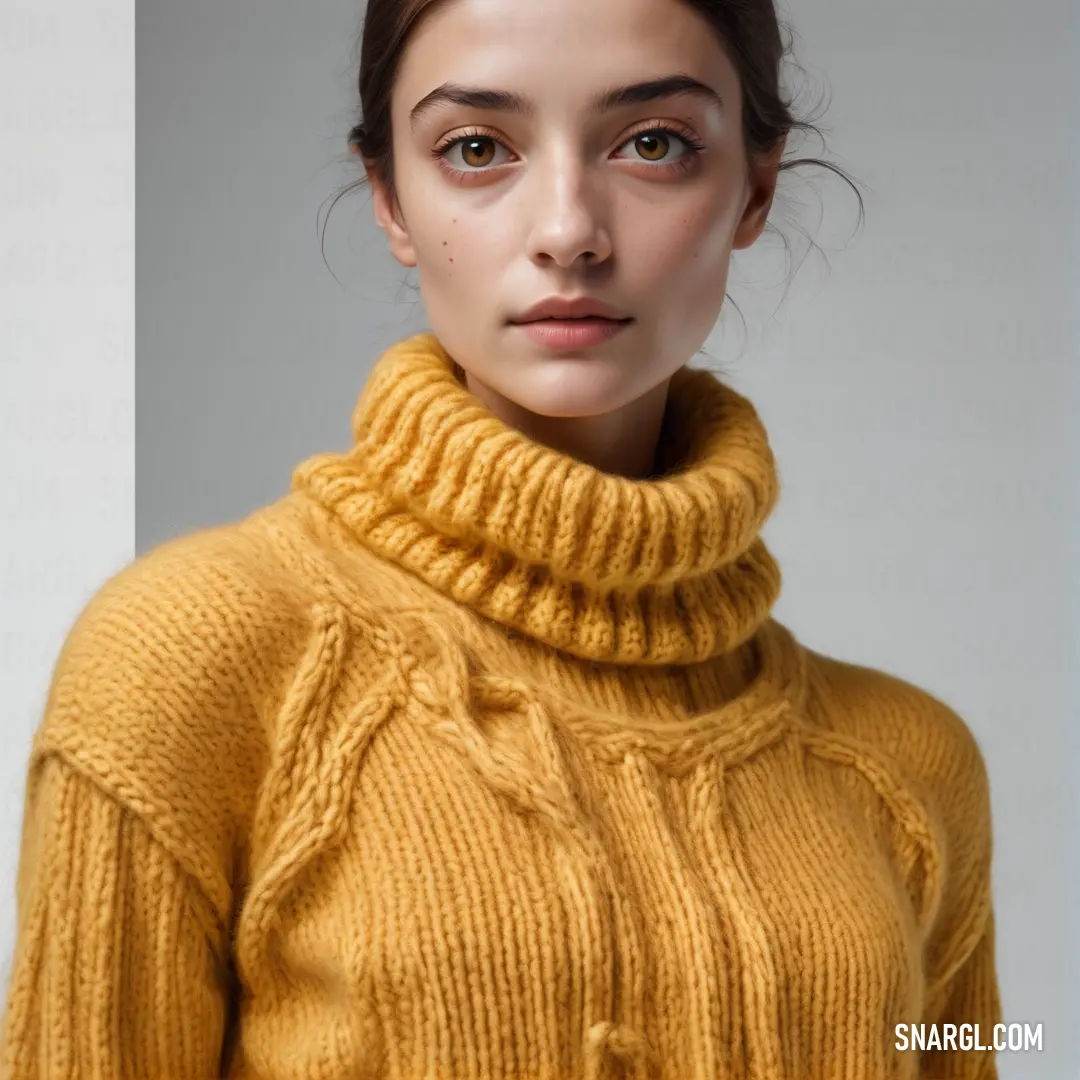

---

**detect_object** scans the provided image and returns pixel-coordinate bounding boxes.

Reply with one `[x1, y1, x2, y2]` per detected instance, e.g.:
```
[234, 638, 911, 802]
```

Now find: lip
[513, 317, 631, 350]
[510, 295, 630, 323]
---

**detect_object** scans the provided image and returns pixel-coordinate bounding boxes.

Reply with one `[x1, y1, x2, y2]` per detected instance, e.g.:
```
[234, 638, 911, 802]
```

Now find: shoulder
[800, 645, 992, 807]
[32, 505, 322, 921]
[798, 645, 996, 941]
[43, 508, 317, 736]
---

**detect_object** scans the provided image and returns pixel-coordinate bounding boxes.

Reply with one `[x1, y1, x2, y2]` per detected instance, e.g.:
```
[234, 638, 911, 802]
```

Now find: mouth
[511, 316, 634, 350]
[518, 315, 634, 324]
[510, 295, 632, 324]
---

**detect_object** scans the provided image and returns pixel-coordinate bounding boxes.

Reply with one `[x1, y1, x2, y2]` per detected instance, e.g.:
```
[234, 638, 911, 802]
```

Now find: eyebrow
[408, 74, 724, 128]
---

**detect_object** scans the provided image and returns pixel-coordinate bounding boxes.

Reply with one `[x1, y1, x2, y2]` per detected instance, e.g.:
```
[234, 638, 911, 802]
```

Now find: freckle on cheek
[449, 257, 454, 263]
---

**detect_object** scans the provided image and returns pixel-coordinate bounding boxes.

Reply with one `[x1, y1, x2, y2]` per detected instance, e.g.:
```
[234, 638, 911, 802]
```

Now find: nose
[523, 148, 613, 269]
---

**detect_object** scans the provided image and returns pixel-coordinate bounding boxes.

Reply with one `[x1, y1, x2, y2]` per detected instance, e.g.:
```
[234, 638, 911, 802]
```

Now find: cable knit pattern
[1, 332, 1001, 1079]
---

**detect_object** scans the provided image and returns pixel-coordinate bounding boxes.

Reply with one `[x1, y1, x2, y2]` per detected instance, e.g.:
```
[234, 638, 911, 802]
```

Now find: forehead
[394, 0, 736, 115]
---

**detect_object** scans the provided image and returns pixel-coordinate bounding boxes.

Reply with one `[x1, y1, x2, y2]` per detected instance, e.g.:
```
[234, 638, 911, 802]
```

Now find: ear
[731, 134, 787, 251]
[366, 165, 418, 268]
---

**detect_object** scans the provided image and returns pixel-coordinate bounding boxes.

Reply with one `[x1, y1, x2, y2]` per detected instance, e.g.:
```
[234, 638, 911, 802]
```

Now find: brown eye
[614, 128, 701, 168]
[461, 137, 496, 168]
[634, 132, 670, 161]
[438, 134, 512, 172]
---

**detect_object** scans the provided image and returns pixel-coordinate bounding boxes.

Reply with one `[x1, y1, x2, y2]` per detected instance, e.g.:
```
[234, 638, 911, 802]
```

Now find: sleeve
[917, 722, 1003, 1080]
[0, 751, 233, 1079]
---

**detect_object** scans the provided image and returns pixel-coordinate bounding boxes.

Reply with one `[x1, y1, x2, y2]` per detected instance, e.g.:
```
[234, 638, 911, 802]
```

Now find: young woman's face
[371, 0, 781, 418]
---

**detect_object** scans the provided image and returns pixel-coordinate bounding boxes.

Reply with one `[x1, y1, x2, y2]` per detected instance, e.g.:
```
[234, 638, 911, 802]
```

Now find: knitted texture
[1, 332, 1001, 1079]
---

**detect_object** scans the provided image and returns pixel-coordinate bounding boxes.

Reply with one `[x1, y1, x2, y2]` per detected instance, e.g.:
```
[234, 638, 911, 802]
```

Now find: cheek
[636, 201, 733, 284]
[617, 194, 737, 344]
[413, 205, 510, 293]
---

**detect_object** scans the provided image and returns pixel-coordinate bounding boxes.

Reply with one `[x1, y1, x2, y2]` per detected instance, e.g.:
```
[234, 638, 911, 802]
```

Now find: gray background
[3, 0, 1078, 1075]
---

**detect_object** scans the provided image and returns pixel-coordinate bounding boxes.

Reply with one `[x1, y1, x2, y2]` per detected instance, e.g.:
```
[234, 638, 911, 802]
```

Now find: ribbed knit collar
[291, 332, 784, 667]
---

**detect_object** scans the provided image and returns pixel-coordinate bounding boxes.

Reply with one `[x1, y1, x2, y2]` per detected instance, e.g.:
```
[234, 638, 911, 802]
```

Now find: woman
[0, 0, 1001, 1077]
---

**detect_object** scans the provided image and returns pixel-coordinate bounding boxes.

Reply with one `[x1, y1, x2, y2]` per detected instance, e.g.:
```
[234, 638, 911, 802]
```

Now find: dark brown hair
[323, 0, 866, 324]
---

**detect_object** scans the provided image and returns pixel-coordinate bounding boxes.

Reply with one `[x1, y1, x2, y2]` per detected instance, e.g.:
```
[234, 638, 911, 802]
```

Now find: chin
[514, 361, 647, 418]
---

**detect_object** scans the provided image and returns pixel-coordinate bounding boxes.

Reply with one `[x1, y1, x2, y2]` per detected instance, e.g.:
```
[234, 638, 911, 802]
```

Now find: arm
[806, 655, 1004, 1080]
[918, 909, 1001, 1079]
[1, 752, 232, 1079]
[918, 723, 1002, 1080]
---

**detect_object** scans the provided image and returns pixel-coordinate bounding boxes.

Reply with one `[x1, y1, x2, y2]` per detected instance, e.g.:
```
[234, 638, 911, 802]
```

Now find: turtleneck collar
[291, 332, 784, 667]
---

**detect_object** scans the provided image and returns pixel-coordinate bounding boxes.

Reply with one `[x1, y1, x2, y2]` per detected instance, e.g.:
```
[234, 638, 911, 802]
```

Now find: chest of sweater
[226, 608, 938, 1080]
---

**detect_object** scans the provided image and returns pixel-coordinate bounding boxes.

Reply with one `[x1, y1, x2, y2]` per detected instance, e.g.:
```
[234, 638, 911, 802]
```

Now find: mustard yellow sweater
[1, 333, 1000, 1079]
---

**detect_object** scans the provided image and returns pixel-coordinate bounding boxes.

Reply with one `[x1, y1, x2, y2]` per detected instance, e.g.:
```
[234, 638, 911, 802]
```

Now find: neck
[461, 367, 673, 479]
[292, 331, 784, 666]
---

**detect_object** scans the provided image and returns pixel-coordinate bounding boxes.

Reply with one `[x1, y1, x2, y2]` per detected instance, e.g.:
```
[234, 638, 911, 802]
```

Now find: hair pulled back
[325, 0, 866, 319]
